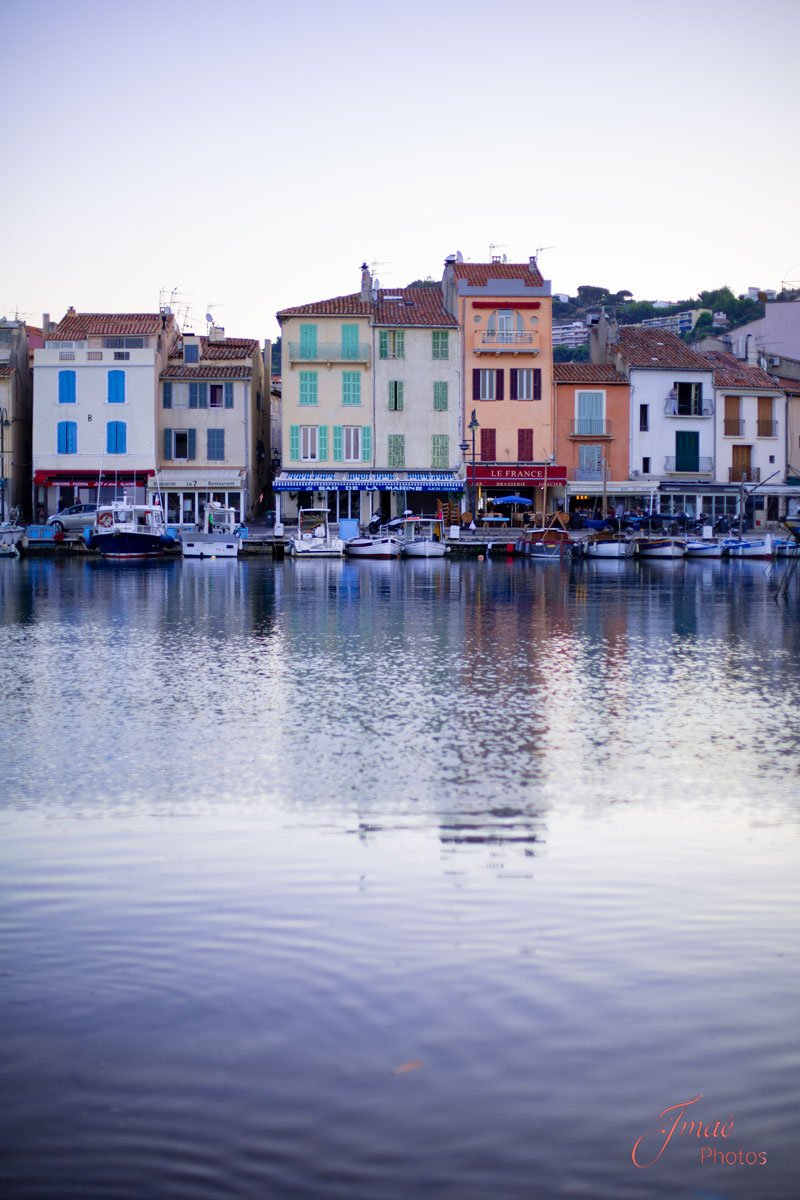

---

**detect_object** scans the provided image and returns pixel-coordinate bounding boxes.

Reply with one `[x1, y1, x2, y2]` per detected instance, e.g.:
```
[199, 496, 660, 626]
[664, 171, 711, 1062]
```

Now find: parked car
[46, 503, 98, 532]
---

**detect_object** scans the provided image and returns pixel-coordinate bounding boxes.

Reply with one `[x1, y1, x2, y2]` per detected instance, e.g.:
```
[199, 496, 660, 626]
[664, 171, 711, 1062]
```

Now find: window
[113, 352, 130, 361]
[343, 426, 361, 462]
[432, 330, 449, 360]
[387, 434, 405, 467]
[207, 429, 225, 461]
[104, 337, 145, 350]
[57, 420, 77, 454]
[575, 390, 605, 435]
[184, 344, 199, 364]
[379, 330, 405, 359]
[642, 456, 650, 474]
[210, 384, 224, 408]
[299, 324, 318, 360]
[757, 396, 775, 437]
[578, 444, 603, 476]
[432, 434, 449, 468]
[299, 371, 318, 406]
[518, 429, 534, 461]
[163, 428, 196, 460]
[58, 370, 76, 403]
[106, 421, 127, 454]
[388, 381, 403, 411]
[433, 381, 448, 411]
[189, 382, 208, 408]
[341, 325, 359, 360]
[486, 309, 525, 344]
[342, 372, 361, 406]
[673, 381, 703, 416]
[510, 368, 538, 401]
[473, 368, 504, 401]
[107, 370, 125, 404]
[639, 404, 649, 431]
[480, 428, 496, 461]
[301, 427, 317, 461]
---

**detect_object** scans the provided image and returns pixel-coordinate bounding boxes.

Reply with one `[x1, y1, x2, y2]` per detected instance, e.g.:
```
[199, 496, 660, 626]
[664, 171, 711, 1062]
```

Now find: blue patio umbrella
[491, 494, 533, 506]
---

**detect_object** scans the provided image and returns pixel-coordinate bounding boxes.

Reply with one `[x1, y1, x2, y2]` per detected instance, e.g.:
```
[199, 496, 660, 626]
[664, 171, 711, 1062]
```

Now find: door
[731, 444, 752, 482]
[675, 431, 699, 472]
[299, 324, 318, 360]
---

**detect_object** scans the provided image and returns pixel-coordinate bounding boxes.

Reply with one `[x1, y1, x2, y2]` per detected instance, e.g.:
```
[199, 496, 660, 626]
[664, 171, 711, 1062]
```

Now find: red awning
[34, 470, 154, 486]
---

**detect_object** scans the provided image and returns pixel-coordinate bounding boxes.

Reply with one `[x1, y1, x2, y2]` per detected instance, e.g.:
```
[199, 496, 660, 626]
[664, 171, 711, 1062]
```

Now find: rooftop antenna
[205, 303, 221, 332]
[489, 242, 507, 262]
[533, 245, 555, 266]
[780, 264, 800, 290]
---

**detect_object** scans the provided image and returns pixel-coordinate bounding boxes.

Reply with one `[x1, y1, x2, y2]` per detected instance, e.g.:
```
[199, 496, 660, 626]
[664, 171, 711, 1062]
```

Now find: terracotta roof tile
[617, 326, 711, 371]
[702, 351, 781, 390]
[168, 336, 259, 362]
[373, 286, 457, 328]
[452, 261, 544, 288]
[277, 293, 372, 319]
[773, 375, 800, 394]
[161, 364, 252, 380]
[553, 363, 628, 385]
[51, 312, 166, 340]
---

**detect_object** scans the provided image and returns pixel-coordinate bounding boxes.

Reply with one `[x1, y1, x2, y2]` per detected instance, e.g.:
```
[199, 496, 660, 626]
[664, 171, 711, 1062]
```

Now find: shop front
[469, 464, 567, 519]
[152, 470, 247, 531]
[273, 471, 464, 526]
[33, 469, 154, 522]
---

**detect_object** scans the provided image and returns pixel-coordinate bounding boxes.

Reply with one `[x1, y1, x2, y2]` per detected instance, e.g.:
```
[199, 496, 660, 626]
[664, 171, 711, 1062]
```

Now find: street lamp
[0, 407, 9, 524]
[468, 409, 479, 517]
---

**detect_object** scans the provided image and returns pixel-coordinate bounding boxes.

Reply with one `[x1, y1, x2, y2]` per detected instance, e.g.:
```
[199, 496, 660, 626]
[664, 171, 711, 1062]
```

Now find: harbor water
[1, 554, 798, 1199]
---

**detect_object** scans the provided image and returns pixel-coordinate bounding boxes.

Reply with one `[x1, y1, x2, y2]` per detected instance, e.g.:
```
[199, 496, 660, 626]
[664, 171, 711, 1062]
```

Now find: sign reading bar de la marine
[472, 465, 567, 486]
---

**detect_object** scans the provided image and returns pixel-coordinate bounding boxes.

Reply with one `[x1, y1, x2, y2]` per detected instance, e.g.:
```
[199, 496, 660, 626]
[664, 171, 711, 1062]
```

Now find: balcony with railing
[664, 456, 714, 475]
[728, 467, 760, 483]
[757, 420, 778, 438]
[288, 342, 370, 365]
[473, 330, 539, 354]
[569, 419, 612, 438]
[571, 467, 606, 482]
[723, 418, 744, 436]
[663, 392, 713, 417]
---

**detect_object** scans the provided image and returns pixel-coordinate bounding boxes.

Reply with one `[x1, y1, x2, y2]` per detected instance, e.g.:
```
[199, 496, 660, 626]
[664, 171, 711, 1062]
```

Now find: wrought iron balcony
[664, 456, 713, 474]
[723, 418, 744, 436]
[757, 420, 778, 438]
[663, 394, 713, 417]
[288, 342, 370, 364]
[569, 419, 612, 437]
[473, 330, 539, 354]
[728, 467, 760, 483]
[571, 468, 606, 481]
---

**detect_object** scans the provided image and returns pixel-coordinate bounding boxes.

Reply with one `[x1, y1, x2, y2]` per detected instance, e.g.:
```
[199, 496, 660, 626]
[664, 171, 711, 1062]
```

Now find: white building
[32, 310, 178, 517]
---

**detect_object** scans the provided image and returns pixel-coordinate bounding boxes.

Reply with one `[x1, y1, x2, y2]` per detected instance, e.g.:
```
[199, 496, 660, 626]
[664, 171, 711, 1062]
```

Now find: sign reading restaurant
[472, 465, 567, 485]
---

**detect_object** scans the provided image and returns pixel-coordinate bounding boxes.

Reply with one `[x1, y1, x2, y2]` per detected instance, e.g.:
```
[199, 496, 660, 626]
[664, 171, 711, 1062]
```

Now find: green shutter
[333, 425, 343, 461]
[187, 428, 196, 461]
[163, 428, 172, 459]
[434, 381, 448, 411]
[300, 324, 317, 360]
[361, 426, 372, 462]
[318, 425, 328, 461]
[432, 330, 448, 359]
[290, 425, 300, 461]
[163, 382, 172, 409]
[379, 330, 388, 359]
[299, 371, 318, 405]
[342, 371, 360, 406]
[432, 434, 448, 468]
[396, 331, 404, 358]
[342, 324, 359, 360]
[224, 382, 234, 408]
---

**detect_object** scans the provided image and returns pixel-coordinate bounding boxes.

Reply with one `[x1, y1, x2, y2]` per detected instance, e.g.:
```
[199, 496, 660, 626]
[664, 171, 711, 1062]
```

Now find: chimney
[42, 313, 50, 337]
[746, 334, 758, 365]
[360, 262, 372, 302]
[529, 255, 537, 273]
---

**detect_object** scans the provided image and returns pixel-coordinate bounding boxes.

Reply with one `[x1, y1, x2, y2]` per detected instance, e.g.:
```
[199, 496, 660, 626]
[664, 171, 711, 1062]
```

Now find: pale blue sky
[3, 0, 798, 341]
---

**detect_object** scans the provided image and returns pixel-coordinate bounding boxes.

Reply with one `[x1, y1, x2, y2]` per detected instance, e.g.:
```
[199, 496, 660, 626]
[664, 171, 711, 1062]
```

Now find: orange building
[442, 255, 564, 515]
[553, 363, 630, 511]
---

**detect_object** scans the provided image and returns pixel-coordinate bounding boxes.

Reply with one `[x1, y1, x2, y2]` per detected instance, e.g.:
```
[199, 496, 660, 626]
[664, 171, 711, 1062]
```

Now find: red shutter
[473, 369, 481, 401]
[518, 429, 533, 461]
[495, 369, 504, 400]
[509, 369, 517, 400]
[481, 428, 496, 461]
[533, 368, 541, 400]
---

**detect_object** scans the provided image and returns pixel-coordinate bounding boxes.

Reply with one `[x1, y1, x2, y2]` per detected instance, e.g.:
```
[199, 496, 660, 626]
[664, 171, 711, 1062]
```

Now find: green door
[675, 430, 699, 472]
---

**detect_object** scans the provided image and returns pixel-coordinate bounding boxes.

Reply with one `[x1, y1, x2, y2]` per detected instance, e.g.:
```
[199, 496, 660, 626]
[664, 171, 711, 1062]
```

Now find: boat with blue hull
[85, 498, 175, 560]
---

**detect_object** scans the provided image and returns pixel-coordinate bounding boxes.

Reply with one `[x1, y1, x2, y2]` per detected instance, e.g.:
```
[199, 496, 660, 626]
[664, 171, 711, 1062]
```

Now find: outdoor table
[481, 515, 510, 528]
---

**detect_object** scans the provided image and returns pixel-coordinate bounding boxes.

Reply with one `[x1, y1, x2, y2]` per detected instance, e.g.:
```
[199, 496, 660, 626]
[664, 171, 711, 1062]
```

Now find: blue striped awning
[273, 471, 463, 492]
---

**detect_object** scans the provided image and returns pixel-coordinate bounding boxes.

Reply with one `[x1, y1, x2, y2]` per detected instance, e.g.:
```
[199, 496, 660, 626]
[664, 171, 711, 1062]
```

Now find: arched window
[486, 310, 525, 344]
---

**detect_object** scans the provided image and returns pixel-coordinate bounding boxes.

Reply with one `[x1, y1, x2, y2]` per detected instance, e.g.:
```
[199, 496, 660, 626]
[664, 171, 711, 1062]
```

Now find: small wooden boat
[345, 532, 403, 558]
[585, 534, 633, 558]
[634, 537, 686, 559]
[722, 534, 773, 559]
[400, 517, 447, 558]
[685, 539, 724, 558]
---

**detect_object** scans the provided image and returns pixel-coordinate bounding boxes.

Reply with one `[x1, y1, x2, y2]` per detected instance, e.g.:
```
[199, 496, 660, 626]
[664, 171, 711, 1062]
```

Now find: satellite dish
[205, 313, 213, 323]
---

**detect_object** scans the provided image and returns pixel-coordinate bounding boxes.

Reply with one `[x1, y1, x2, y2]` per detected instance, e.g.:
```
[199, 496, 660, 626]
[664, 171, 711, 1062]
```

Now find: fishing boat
[773, 537, 800, 558]
[0, 540, 19, 558]
[288, 508, 344, 558]
[634, 537, 686, 559]
[517, 525, 571, 559]
[400, 516, 448, 558]
[685, 539, 724, 558]
[0, 507, 26, 552]
[85, 497, 175, 560]
[721, 534, 773, 559]
[585, 533, 634, 558]
[345, 531, 403, 558]
[181, 502, 241, 559]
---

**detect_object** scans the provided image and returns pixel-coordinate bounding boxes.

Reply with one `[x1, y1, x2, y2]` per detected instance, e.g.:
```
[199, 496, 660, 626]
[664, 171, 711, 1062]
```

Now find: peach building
[442, 255, 563, 515]
[554, 363, 630, 507]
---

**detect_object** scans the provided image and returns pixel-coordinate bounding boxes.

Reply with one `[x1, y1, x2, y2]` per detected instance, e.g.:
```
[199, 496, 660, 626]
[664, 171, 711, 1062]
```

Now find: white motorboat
[345, 532, 403, 558]
[722, 534, 773, 559]
[634, 537, 686, 559]
[685, 539, 724, 558]
[400, 517, 448, 558]
[181, 503, 241, 559]
[585, 535, 633, 558]
[85, 497, 175, 559]
[288, 508, 344, 558]
[0, 540, 19, 558]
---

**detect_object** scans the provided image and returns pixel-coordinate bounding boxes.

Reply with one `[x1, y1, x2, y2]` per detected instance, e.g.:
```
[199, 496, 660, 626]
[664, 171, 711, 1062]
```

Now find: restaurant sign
[472, 465, 567, 485]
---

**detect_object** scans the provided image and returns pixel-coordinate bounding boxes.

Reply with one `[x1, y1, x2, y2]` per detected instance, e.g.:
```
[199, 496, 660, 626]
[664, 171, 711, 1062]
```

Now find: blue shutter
[199, 382, 208, 408]
[187, 428, 196, 460]
[361, 426, 372, 462]
[318, 425, 328, 461]
[224, 381, 234, 408]
[67, 422, 77, 453]
[290, 425, 300, 461]
[57, 421, 67, 453]
[333, 425, 343, 461]
[108, 370, 125, 404]
[107, 422, 115, 453]
[163, 382, 172, 409]
[189, 383, 198, 408]
[58, 370, 76, 403]
[164, 428, 172, 459]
